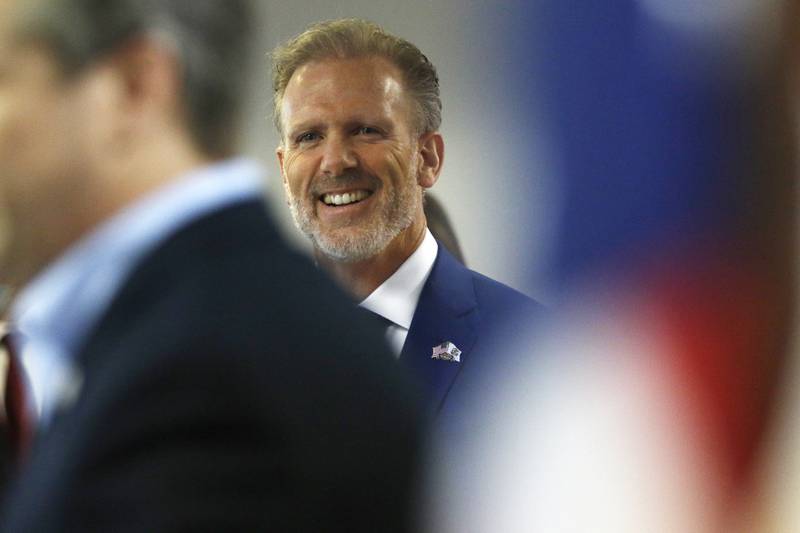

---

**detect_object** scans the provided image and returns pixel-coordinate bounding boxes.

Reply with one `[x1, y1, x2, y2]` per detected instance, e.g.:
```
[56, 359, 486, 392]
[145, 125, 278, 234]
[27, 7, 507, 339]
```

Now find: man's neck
[317, 221, 427, 301]
[9, 135, 211, 289]
[106, 135, 213, 216]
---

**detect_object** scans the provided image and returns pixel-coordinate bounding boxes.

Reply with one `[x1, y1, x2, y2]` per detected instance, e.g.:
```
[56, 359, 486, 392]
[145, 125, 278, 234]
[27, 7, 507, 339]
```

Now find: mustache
[310, 173, 379, 196]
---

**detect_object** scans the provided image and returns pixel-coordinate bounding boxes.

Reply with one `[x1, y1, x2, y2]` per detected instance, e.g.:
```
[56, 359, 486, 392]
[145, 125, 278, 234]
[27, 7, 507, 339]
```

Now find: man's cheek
[282, 159, 304, 197]
[387, 150, 413, 177]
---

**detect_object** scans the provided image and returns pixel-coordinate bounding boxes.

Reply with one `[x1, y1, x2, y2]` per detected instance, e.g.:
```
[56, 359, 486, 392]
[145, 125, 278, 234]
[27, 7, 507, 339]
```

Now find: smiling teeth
[323, 190, 371, 206]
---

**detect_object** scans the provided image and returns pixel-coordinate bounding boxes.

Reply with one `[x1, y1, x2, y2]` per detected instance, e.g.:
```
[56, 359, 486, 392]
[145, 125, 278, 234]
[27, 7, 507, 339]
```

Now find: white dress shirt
[359, 229, 438, 357]
[11, 158, 265, 428]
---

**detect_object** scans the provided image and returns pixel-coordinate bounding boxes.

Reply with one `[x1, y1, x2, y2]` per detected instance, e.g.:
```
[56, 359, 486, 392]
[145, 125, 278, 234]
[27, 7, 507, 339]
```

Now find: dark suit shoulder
[468, 268, 544, 318]
[4, 200, 423, 532]
[432, 243, 544, 319]
[83, 200, 420, 428]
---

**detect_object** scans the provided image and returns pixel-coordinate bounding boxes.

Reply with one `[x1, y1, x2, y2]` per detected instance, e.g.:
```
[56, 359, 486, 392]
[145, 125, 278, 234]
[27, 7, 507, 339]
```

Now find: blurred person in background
[273, 18, 542, 416]
[0, 1, 423, 530]
[426, 0, 800, 531]
[423, 194, 466, 266]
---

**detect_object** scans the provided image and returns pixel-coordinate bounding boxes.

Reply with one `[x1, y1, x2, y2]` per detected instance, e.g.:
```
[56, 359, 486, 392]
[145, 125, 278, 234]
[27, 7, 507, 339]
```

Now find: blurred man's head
[16, 0, 252, 158]
[274, 19, 444, 267]
[0, 0, 252, 284]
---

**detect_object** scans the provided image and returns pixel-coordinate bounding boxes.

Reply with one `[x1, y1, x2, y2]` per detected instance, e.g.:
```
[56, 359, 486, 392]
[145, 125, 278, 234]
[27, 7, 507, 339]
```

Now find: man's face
[0, 1, 95, 281]
[277, 56, 428, 263]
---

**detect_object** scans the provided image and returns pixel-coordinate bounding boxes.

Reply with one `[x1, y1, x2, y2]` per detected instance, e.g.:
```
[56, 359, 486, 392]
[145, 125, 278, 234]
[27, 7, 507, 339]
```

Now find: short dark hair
[17, 0, 253, 158]
[272, 18, 441, 138]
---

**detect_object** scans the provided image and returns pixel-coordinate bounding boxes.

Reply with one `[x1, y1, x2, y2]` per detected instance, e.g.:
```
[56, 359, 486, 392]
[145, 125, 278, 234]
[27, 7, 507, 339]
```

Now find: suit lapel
[399, 246, 478, 415]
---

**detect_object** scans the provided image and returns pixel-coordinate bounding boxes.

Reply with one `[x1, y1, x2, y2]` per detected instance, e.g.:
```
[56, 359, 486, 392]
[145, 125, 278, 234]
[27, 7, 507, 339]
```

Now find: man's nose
[319, 137, 357, 176]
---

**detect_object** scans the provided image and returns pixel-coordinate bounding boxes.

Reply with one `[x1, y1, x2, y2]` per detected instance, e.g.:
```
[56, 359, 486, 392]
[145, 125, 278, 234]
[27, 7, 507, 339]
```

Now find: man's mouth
[320, 189, 373, 206]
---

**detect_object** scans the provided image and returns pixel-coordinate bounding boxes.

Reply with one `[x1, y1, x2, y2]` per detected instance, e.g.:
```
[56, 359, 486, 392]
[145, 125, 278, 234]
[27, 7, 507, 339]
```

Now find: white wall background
[239, 0, 556, 302]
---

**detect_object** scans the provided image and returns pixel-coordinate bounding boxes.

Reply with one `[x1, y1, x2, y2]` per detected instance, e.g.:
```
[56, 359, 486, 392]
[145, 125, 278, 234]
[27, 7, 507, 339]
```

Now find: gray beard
[286, 174, 419, 263]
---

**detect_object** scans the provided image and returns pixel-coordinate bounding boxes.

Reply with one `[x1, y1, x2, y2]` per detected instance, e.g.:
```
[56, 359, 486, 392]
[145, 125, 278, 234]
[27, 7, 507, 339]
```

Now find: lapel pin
[432, 341, 461, 363]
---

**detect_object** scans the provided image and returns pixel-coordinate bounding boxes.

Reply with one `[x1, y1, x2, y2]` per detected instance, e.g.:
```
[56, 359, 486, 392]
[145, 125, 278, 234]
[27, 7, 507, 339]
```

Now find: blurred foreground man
[0, 1, 422, 531]
[273, 19, 542, 415]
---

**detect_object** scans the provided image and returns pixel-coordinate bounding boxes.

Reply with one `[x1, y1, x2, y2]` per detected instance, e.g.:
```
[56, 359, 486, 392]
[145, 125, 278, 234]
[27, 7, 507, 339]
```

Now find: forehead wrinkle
[282, 57, 411, 132]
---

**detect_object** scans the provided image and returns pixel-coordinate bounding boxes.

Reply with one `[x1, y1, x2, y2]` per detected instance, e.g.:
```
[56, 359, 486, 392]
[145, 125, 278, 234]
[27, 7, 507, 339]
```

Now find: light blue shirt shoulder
[11, 158, 265, 427]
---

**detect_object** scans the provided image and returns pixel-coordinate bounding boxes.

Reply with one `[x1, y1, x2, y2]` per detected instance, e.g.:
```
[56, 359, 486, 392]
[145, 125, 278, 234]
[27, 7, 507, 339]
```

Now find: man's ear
[276, 145, 292, 205]
[276, 145, 288, 183]
[111, 37, 181, 115]
[69, 37, 181, 164]
[417, 132, 444, 189]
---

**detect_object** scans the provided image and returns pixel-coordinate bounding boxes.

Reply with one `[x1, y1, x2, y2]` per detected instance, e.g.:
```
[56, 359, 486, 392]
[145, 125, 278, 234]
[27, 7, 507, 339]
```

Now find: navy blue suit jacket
[398, 245, 543, 415]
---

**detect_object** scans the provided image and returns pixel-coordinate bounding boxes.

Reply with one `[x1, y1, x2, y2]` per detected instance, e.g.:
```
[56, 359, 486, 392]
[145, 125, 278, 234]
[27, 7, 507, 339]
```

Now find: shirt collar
[12, 157, 265, 357]
[359, 228, 438, 329]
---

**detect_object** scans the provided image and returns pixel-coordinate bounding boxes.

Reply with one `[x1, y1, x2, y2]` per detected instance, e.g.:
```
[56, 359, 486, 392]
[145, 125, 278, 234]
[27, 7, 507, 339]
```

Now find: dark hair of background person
[424, 194, 466, 265]
[15, 0, 253, 158]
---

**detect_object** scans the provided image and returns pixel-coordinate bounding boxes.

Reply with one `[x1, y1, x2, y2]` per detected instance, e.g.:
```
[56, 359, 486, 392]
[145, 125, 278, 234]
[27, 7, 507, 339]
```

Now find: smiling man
[273, 19, 542, 414]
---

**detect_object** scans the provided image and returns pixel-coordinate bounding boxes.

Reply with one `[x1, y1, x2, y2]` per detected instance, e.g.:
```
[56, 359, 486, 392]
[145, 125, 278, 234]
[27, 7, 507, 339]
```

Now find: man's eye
[296, 132, 319, 143]
[355, 126, 380, 135]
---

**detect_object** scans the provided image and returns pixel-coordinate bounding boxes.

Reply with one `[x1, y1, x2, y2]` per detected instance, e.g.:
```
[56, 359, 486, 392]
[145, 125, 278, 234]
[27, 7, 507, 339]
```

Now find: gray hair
[17, 0, 253, 158]
[272, 18, 441, 139]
